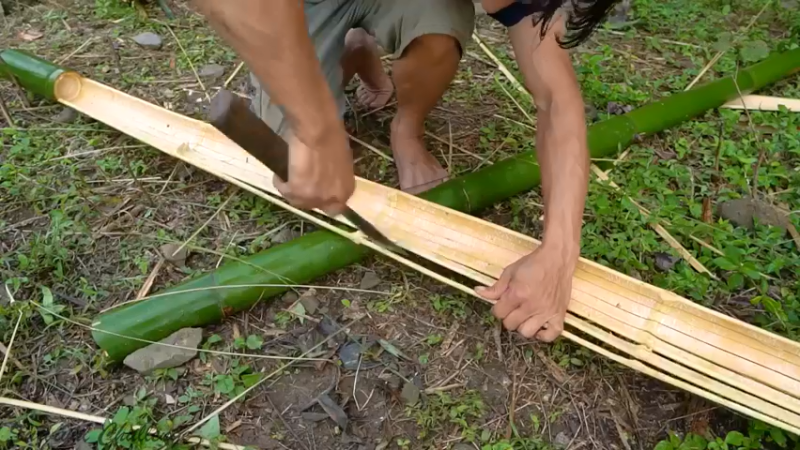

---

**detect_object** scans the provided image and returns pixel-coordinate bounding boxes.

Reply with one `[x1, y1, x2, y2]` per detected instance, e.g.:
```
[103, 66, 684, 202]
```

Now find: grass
[1, 0, 799, 448]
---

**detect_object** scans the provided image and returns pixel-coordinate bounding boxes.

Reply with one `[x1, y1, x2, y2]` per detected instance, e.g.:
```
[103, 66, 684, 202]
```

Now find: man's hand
[476, 244, 576, 341]
[274, 131, 355, 215]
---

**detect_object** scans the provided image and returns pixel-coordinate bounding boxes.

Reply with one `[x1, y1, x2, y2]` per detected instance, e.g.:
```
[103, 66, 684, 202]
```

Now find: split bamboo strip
[5, 48, 800, 431]
[722, 95, 800, 112]
[49, 65, 800, 432]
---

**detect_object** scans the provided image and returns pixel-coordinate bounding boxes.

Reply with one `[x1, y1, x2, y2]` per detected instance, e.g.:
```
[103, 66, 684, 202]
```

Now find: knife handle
[208, 89, 290, 182]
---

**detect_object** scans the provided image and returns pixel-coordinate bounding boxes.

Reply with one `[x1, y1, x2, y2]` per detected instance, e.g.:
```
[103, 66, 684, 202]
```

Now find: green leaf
[713, 32, 734, 53]
[112, 406, 130, 425]
[725, 431, 744, 446]
[713, 257, 738, 271]
[341, 299, 351, 308]
[245, 334, 263, 350]
[241, 373, 263, 388]
[378, 339, 410, 360]
[727, 273, 744, 290]
[197, 415, 220, 441]
[654, 441, 674, 450]
[84, 429, 102, 443]
[740, 40, 770, 63]
[290, 302, 306, 324]
[215, 375, 235, 394]
[0, 427, 11, 441]
[769, 426, 787, 447]
[206, 334, 222, 345]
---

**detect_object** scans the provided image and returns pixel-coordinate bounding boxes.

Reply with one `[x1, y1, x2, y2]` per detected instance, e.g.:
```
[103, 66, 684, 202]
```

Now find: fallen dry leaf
[702, 197, 713, 223]
[18, 29, 44, 42]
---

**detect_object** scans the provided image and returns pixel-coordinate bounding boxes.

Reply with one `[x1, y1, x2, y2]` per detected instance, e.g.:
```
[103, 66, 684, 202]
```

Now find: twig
[424, 131, 488, 163]
[684, 0, 771, 90]
[0, 397, 250, 450]
[471, 32, 527, 96]
[136, 258, 164, 300]
[266, 395, 310, 450]
[348, 135, 393, 161]
[182, 318, 359, 437]
[166, 24, 210, 102]
[173, 189, 237, 257]
[55, 36, 95, 65]
[0, 313, 22, 384]
[0, 93, 15, 128]
[224, 61, 245, 88]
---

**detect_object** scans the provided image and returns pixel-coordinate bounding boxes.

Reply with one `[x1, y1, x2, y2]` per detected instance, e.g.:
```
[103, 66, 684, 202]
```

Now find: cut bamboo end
[48, 67, 800, 431]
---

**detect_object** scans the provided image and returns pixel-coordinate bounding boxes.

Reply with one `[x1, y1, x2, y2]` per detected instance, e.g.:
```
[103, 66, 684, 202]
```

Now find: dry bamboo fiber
[722, 95, 800, 112]
[52, 73, 800, 433]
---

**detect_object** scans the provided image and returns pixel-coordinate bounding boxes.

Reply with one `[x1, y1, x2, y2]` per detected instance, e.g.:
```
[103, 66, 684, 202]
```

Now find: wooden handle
[208, 89, 290, 182]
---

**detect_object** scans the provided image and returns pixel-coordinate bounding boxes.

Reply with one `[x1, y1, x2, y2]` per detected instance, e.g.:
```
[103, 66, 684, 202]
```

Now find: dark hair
[525, 0, 623, 48]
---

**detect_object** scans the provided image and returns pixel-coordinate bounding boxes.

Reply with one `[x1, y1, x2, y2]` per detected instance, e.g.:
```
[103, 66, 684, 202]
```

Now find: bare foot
[391, 119, 449, 195]
[344, 28, 394, 109]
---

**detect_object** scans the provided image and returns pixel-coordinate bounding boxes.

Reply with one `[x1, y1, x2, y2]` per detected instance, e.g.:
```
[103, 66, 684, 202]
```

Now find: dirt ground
[2, 0, 798, 449]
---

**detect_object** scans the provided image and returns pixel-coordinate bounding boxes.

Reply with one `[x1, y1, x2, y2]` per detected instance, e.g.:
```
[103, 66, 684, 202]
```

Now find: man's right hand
[273, 127, 355, 216]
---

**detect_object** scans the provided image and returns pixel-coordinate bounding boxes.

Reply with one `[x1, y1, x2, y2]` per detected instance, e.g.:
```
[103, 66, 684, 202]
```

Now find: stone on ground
[123, 327, 203, 374]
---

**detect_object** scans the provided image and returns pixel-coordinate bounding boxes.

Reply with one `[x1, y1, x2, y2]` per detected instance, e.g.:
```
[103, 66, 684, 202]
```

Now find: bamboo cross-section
[4, 48, 800, 433]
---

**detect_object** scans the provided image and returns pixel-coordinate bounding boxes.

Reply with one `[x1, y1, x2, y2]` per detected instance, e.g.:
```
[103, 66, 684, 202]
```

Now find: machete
[208, 89, 400, 252]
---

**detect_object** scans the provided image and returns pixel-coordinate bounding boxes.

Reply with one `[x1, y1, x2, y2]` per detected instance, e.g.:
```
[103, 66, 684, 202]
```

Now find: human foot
[343, 28, 394, 109]
[391, 120, 449, 195]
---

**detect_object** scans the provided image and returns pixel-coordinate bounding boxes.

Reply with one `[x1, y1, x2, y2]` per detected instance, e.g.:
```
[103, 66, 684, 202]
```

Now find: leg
[390, 34, 461, 194]
[250, 0, 360, 138]
[360, 0, 475, 194]
[341, 28, 394, 109]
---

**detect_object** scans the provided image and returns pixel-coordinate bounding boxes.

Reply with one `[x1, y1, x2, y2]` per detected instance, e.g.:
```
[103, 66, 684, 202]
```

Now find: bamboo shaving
[51, 71, 800, 432]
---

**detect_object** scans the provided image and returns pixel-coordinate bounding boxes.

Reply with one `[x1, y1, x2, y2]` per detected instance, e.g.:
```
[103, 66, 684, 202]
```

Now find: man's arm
[475, 2, 589, 342]
[192, 0, 339, 146]
[508, 14, 589, 260]
[192, 0, 354, 214]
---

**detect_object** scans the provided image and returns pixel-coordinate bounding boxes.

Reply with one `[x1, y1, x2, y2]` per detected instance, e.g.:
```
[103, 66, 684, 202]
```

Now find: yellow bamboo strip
[721, 95, 800, 112]
[51, 72, 800, 431]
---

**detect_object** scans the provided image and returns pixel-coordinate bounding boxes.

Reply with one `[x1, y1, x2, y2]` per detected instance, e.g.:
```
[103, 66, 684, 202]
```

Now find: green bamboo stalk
[2, 47, 797, 361]
[0, 49, 67, 100]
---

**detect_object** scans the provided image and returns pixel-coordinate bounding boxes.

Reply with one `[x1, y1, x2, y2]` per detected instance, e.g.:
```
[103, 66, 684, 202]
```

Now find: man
[193, 0, 617, 342]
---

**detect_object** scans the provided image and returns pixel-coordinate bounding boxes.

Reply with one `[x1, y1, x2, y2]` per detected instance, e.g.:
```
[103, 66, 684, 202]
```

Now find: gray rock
[132, 32, 163, 50]
[199, 64, 225, 80]
[718, 198, 789, 231]
[74, 443, 93, 450]
[123, 328, 203, 374]
[400, 381, 420, 405]
[52, 107, 78, 124]
[271, 227, 299, 245]
[298, 288, 319, 315]
[654, 252, 680, 271]
[359, 271, 381, 290]
[160, 243, 188, 267]
[554, 432, 571, 447]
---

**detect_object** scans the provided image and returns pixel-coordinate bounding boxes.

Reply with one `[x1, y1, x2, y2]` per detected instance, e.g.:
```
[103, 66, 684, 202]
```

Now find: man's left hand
[475, 244, 577, 341]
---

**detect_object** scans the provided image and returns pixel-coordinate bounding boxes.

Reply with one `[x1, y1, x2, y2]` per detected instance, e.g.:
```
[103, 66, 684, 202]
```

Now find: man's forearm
[192, 0, 340, 146]
[536, 92, 589, 258]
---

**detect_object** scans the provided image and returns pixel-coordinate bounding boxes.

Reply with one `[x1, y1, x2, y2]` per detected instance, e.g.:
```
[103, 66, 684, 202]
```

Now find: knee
[404, 34, 462, 62]
[344, 28, 374, 53]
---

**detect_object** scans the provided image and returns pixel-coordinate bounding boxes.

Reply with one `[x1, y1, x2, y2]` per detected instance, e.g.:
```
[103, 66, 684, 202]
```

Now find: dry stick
[32, 300, 328, 363]
[55, 36, 95, 65]
[0, 313, 22, 384]
[0, 93, 14, 128]
[181, 318, 358, 437]
[224, 62, 246, 88]
[475, 32, 715, 279]
[590, 166, 717, 279]
[494, 75, 535, 126]
[166, 25, 210, 102]
[136, 258, 164, 300]
[173, 188, 237, 258]
[684, 0, 771, 91]
[471, 32, 528, 96]
[348, 135, 393, 161]
[0, 397, 250, 450]
[424, 131, 488, 162]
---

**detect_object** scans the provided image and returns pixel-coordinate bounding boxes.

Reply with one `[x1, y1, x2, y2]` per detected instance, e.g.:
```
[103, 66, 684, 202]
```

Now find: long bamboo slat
[51, 71, 800, 432]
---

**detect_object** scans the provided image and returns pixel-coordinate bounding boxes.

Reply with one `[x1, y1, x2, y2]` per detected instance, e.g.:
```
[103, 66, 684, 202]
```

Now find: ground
[0, 0, 799, 449]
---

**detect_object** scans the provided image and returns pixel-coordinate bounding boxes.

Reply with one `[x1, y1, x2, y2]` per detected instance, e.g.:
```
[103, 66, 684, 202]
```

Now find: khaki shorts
[249, 0, 476, 137]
